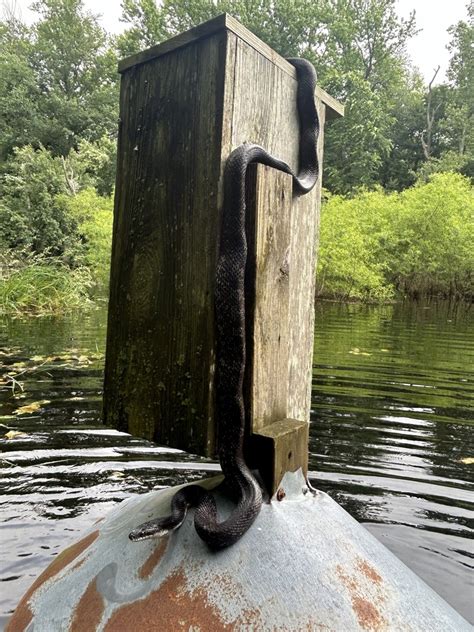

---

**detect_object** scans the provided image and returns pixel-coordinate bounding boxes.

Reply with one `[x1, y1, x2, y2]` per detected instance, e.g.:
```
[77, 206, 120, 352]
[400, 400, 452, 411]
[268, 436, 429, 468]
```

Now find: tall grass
[0, 252, 93, 315]
[0, 188, 113, 315]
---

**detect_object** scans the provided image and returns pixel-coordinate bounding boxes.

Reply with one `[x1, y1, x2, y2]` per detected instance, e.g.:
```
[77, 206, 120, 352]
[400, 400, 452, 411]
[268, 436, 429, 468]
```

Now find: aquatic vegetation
[0, 186, 113, 315]
[0, 258, 93, 315]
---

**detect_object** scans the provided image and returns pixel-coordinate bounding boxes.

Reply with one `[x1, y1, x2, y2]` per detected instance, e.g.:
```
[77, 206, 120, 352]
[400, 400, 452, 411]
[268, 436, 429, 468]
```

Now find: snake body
[129, 58, 319, 549]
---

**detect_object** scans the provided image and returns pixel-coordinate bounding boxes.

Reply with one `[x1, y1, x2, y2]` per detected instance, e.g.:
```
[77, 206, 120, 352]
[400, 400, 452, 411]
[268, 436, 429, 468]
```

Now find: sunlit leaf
[0, 349, 17, 357]
[13, 400, 50, 415]
[459, 457, 474, 465]
[4, 430, 28, 440]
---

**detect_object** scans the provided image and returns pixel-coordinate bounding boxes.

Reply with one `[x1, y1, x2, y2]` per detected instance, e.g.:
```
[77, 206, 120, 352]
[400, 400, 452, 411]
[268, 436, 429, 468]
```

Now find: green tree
[30, 0, 119, 156]
[379, 73, 425, 190]
[443, 1, 473, 177]
[0, 140, 115, 257]
[415, 2, 473, 181]
[0, 18, 41, 159]
[0, 145, 76, 254]
[446, 1, 473, 153]
[0, 0, 119, 160]
[118, 0, 417, 193]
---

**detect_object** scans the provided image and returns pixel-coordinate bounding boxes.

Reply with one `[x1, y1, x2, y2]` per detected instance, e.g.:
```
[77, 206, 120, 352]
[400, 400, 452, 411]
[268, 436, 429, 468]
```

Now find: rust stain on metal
[235, 607, 267, 629]
[357, 558, 383, 585]
[104, 568, 233, 631]
[352, 596, 386, 631]
[276, 488, 286, 501]
[70, 576, 104, 632]
[70, 556, 88, 574]
[138, 536, 169, 580]
[6, 530, 99, 632]
[336, 565, 358, 592]
[336, 563, 387, 631]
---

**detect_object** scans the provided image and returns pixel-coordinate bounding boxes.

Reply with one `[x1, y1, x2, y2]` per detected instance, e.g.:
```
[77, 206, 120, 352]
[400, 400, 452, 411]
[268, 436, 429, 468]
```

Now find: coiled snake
[129, 58, 319, 549]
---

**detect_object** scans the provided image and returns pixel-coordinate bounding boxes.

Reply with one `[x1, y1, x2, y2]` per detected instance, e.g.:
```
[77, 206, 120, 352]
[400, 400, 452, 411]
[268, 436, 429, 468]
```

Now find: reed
[0, 258, 93, 315]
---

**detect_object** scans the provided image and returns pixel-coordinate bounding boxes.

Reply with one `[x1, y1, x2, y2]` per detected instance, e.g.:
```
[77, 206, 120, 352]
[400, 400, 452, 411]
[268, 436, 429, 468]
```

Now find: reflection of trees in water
[310, 299, 474, 529]
[429, 421, 474, 486]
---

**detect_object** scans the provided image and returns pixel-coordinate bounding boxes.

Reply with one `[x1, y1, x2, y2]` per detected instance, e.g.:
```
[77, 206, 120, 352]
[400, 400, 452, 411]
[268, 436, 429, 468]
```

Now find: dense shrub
[0, 145, 75, 255]
[389, 173, 473, 299]
[0, 144, 114, 313]
[316, 173, 473, 301]
[62, 188, 113, 289]
[0, 140, 115, 256]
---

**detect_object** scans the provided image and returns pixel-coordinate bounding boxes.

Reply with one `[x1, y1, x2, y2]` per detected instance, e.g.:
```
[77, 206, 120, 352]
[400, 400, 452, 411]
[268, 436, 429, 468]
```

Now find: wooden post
[103, 14, 343, 491]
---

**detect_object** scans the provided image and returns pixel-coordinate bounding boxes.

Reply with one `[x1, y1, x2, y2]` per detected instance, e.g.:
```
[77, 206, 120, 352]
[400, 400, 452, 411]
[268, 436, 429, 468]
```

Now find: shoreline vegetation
[1, 171, 472, 316]
[316, 173, 473, 303]
[0, 0, 473, 316]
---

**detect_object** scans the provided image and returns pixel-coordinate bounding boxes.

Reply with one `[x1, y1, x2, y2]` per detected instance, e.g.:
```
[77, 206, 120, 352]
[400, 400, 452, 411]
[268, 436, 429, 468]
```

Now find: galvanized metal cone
[7, 470, 470, 631]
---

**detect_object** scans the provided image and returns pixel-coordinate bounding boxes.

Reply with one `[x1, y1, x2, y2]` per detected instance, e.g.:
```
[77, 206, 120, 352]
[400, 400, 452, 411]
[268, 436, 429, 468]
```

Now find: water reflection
[0, 300, 473, 625]
[310, 301, 474, 621]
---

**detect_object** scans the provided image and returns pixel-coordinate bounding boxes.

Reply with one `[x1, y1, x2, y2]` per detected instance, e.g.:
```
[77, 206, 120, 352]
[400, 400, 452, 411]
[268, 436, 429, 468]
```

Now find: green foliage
[380, 74, 426, 190]
[389, 173, 473, 298]
[0, 141, 115, 258]
[72, 137, 117, 197]
[316, 173, 474, 301]
[406, 4, 474, 186]
[0, 0, 119, 161]
[118, 0, 417, 193]
[0, 144, 114, 311]
[0, 51, 40, 161]
[30, 0, 119, 156]
[0, 0, 472, 314]
[416, 151, 472, 183]
[62, 188, 113, 288]
[0, 145, 76, 255]
[0, 250, 93, 314]
[316, 189, 396, 301]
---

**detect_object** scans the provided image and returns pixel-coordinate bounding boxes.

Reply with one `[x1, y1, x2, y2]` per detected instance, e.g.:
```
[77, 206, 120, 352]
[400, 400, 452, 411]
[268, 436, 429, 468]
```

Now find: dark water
[0, 301, 473, 626]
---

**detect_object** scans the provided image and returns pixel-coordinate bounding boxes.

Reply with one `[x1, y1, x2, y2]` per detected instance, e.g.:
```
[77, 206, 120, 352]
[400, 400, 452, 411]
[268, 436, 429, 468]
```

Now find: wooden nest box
[103, 14, 343, 494]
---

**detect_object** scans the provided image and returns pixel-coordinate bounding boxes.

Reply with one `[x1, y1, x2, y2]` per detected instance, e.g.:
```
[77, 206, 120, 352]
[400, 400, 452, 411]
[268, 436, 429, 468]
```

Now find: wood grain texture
[249, 418, 309, 495]
[287, 102, 326, 426]
[223, 34, 324, 436]
[118, 13, 344, 119]
[104, 31, 228, 455]
[104, 19, 332, 461]
[118, 14, 227, 74]
[245, 165, 293, 434]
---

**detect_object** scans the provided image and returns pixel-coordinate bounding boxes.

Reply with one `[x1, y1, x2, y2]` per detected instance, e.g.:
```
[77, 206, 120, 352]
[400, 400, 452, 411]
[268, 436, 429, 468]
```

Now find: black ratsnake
[129, 58, 319, 550]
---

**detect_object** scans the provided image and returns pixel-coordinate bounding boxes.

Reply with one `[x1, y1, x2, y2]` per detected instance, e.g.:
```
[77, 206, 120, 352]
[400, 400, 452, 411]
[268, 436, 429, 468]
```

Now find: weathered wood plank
[287, 101, 327, 424]
[104, 31, 229, 455]
[225, 34, 324, 438]
[118, 14, 228, 74]
[250, 419, 309, 495]
[245, 164, 293, 434]
[118, 13, 344, 120]
[105, 17, 341, 466]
